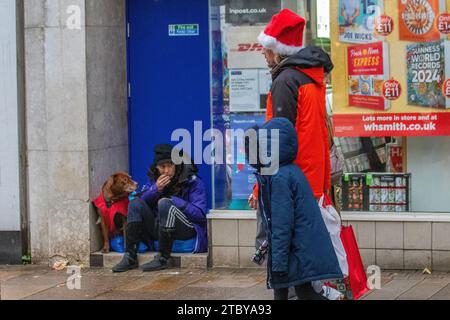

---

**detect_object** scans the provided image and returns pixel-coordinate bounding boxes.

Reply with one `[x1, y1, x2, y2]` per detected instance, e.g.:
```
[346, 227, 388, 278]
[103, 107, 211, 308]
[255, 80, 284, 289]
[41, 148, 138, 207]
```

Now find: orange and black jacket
[258, 46, 334, 199]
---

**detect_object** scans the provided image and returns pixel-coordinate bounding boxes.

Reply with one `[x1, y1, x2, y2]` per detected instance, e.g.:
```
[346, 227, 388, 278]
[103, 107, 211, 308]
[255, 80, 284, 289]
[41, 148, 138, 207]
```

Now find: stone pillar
[85, 0, 128, 250]
[86, 0, 128, 260]
[24, 0, 128, 265]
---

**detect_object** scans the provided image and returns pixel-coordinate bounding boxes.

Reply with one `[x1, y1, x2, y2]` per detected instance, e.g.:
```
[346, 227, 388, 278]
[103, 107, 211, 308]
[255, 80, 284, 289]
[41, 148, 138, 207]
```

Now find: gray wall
[85, 0, 128, 254]
[85, 0, 128, 207]
[24, 0, 128, 265]
[407, 137, 450, 213]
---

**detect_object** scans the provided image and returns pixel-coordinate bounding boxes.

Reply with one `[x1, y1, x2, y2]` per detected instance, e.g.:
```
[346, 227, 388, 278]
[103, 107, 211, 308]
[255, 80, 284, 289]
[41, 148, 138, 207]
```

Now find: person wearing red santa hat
[248, 8, 334, 300]
[249, 7, 333, 212]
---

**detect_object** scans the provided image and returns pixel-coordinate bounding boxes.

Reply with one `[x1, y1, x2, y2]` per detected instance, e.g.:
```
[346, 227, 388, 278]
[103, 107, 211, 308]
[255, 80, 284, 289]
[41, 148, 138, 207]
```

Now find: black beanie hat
[153, 144, 174, 165]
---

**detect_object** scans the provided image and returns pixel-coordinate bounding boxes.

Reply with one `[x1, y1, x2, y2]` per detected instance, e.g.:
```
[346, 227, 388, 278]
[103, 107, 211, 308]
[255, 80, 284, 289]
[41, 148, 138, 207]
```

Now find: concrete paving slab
[227, 283, 273, 300]
[120, 274, 204, 292]
[397, 278, 450, 300]
[163, 286, 247, 300]
[0, 266, 48, 281]
[363, 279, 423, 300]
[391, 270, 427, 280]
[0, 270, 31, 282]
[23, 288, 105, 300]
[429, 283, 450, 300]
[94, 290, 170, 300]
[159, 269, 208, 276]
[1, 285, 54, 300]
[0, 265, 48, 272]
[1, 271, 68, 300]
[187, 275, 261, 289]
[114, 276, 166, 291]
[381, 276, 394, 286]
[4, 266, 450, 300]
[95, 267, 207, 278]
[73, 274, 142, 291]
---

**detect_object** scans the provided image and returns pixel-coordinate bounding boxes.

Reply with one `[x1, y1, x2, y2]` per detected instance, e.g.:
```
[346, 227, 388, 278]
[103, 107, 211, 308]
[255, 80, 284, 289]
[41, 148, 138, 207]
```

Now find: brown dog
[93, 172, 138, 253]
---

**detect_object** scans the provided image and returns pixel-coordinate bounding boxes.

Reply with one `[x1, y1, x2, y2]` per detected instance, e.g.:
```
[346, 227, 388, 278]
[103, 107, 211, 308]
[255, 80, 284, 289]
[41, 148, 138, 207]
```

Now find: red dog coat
[93, 192, 129, 234]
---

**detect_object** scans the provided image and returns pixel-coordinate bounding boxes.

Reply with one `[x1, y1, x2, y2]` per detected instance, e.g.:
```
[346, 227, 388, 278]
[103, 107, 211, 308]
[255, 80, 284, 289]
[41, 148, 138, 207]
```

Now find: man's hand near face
[156, 175, 171, 192]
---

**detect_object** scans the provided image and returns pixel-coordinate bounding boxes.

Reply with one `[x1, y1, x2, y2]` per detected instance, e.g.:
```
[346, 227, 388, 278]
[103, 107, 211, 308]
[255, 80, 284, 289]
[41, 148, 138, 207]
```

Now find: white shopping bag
[311, 280, 344, 300]
[318, 195, 349, 278]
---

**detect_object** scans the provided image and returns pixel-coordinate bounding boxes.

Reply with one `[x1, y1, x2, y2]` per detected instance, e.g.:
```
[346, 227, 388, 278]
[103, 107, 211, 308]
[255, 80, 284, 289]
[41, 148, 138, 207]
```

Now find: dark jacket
[251, 118, 343, 289]
[141, 164, 208, 253]
[265, 46, 333, 199]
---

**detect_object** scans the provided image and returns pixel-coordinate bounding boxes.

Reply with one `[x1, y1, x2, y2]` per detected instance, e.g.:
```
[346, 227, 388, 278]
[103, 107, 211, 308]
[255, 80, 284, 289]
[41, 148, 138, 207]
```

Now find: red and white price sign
[375, 15, 394, 36]
[443, 79, 450, 98]
[383, 79, 402, 100]
[437, 13, 450, 34]
[389, 146, 403, 172]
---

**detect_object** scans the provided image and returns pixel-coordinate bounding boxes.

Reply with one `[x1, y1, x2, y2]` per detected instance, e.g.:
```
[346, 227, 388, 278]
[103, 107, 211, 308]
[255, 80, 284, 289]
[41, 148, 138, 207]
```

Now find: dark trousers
[255, 207, 267, 249]
[259, 209, 325, 301]
[274, 283, 326, 300]
[127, 198, 196, 246]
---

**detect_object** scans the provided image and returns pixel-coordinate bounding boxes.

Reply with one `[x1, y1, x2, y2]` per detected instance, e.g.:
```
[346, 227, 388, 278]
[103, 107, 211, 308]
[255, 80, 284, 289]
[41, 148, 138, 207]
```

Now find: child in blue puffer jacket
[245, 118, 343, 300]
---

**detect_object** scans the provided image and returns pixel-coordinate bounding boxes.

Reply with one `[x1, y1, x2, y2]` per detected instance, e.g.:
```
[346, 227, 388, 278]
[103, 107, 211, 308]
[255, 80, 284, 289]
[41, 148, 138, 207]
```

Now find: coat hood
[246, 118, 298, 174]
[273, 46, 333, 84]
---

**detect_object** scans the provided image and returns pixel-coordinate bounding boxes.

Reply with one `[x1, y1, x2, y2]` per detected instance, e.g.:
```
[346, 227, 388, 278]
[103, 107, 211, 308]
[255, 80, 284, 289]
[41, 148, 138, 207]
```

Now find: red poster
[347, 42, 390, 110]
[333, 112, 450, 137]
[389, 146, 404, 172]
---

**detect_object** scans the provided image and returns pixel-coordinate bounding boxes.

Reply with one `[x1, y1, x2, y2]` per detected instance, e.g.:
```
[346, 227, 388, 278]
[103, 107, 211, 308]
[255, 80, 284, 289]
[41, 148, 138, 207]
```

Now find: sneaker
[141, 255, 173, 272]
[112, 253, 139, 273]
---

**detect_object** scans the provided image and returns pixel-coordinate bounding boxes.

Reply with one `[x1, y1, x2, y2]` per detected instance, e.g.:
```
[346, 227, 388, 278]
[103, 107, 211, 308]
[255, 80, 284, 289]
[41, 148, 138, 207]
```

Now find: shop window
[210, 0, 450, 214]
[331, 0, 450, 214]
[210, 0, 328, 210]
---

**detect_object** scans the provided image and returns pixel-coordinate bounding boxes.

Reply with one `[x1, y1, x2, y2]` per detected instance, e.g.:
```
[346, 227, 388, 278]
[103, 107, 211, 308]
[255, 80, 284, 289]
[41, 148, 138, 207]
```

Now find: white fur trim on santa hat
[258, 31, 303, 56]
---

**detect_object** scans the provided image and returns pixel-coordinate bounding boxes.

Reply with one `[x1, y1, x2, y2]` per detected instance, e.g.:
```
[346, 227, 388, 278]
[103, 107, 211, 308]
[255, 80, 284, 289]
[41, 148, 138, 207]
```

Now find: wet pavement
[1, 265, 450, 300]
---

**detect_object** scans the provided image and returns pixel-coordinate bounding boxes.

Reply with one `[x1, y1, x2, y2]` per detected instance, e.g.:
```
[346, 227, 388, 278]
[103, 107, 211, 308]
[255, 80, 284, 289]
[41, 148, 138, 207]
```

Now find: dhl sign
[231, 43, 264, 52]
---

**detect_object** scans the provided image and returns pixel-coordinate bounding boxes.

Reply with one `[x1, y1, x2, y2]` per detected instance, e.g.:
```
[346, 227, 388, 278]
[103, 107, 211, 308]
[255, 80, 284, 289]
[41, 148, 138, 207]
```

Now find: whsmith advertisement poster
[331, 0, 450, 136]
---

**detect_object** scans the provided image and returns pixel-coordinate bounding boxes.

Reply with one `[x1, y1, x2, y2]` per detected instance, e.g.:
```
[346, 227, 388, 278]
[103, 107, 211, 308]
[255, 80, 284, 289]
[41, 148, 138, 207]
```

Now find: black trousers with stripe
[127, 198, 196, 243]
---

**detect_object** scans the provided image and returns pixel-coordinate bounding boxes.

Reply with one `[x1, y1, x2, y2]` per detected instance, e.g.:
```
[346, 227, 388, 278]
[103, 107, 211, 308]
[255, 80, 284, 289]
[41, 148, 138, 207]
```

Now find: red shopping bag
[340, 226, 369, 300]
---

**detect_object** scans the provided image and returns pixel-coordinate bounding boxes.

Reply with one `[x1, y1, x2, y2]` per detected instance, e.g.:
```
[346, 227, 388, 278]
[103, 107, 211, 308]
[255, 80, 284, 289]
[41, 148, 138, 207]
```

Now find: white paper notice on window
[258, 69, 272, 95]
[229, 69, 259, 112]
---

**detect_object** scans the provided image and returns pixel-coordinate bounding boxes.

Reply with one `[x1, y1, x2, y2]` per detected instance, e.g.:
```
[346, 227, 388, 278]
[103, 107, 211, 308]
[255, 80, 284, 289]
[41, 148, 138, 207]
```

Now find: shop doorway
[126, 0, 211, 208]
